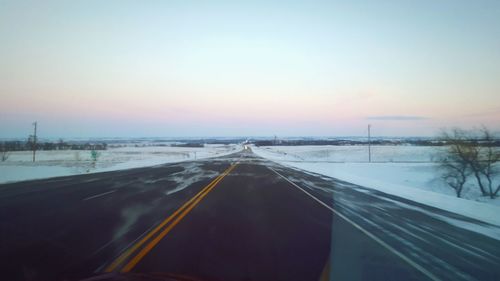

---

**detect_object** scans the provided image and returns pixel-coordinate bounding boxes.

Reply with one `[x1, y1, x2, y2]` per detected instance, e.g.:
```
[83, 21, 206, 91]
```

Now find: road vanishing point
[1, 148, 499, 281]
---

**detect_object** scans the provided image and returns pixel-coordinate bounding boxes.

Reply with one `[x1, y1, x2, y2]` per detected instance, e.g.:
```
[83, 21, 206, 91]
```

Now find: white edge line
[83, 189, 117, 201]
[268, 167, 442, 281]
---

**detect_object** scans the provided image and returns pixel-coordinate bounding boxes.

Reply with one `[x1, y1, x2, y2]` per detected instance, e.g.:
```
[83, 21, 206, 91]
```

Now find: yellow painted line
[105, 164, 235, 272]
[120, 163, 238, 272]
[105, 163, 237, 272]
[319, 258, 331, 281]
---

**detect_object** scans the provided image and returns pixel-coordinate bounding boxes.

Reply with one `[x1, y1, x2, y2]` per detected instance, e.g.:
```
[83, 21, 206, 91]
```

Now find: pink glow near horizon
[1, 1, 499, 137]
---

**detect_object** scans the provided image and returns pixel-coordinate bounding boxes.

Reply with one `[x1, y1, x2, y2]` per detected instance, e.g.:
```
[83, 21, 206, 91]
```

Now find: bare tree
[438, 129, 472, 197]
[469, 127, 500, 198]
[1, 142, 10, 162]
[439, 127, 500, 199]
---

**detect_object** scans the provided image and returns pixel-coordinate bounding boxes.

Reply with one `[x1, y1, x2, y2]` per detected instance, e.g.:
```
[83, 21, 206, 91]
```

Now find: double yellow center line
[105, 162, 238, 273]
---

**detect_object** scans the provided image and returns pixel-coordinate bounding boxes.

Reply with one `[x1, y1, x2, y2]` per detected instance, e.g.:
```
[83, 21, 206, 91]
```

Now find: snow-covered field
[252, 145, 500, 226]
[253, 145, 445, 163]
[0, 144, 241, 183]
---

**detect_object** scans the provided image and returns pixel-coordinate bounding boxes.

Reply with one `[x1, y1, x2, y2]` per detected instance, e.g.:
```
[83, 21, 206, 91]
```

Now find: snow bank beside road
[252, 145, 500, 226]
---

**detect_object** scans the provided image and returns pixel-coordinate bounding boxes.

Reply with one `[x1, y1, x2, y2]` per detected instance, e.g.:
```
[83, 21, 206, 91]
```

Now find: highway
[0, 148, 499, 281]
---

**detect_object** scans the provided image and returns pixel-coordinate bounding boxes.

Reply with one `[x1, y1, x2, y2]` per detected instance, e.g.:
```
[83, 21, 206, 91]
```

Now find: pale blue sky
[1, 0, 499, 137]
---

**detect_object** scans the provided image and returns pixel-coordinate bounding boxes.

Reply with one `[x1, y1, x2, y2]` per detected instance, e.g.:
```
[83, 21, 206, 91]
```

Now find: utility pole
[368, 124, 371, 163]
[32, 121, 37, 162]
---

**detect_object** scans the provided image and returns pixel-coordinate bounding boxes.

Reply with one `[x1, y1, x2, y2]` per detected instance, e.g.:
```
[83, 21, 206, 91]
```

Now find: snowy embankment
[0, 144, 241, 184]
[252, 145, 500, 226]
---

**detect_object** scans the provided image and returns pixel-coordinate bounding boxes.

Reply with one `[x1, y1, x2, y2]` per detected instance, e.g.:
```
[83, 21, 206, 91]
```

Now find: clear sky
[1, 0, 499, 138]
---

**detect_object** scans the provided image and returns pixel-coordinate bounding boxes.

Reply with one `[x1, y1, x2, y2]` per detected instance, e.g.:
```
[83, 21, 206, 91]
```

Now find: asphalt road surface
[1, 148, 499, 281]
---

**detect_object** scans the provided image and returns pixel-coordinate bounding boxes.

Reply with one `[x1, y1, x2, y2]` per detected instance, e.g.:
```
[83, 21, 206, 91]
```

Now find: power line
[368, 124, 372, 163]
[32, 121, 37, 162]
